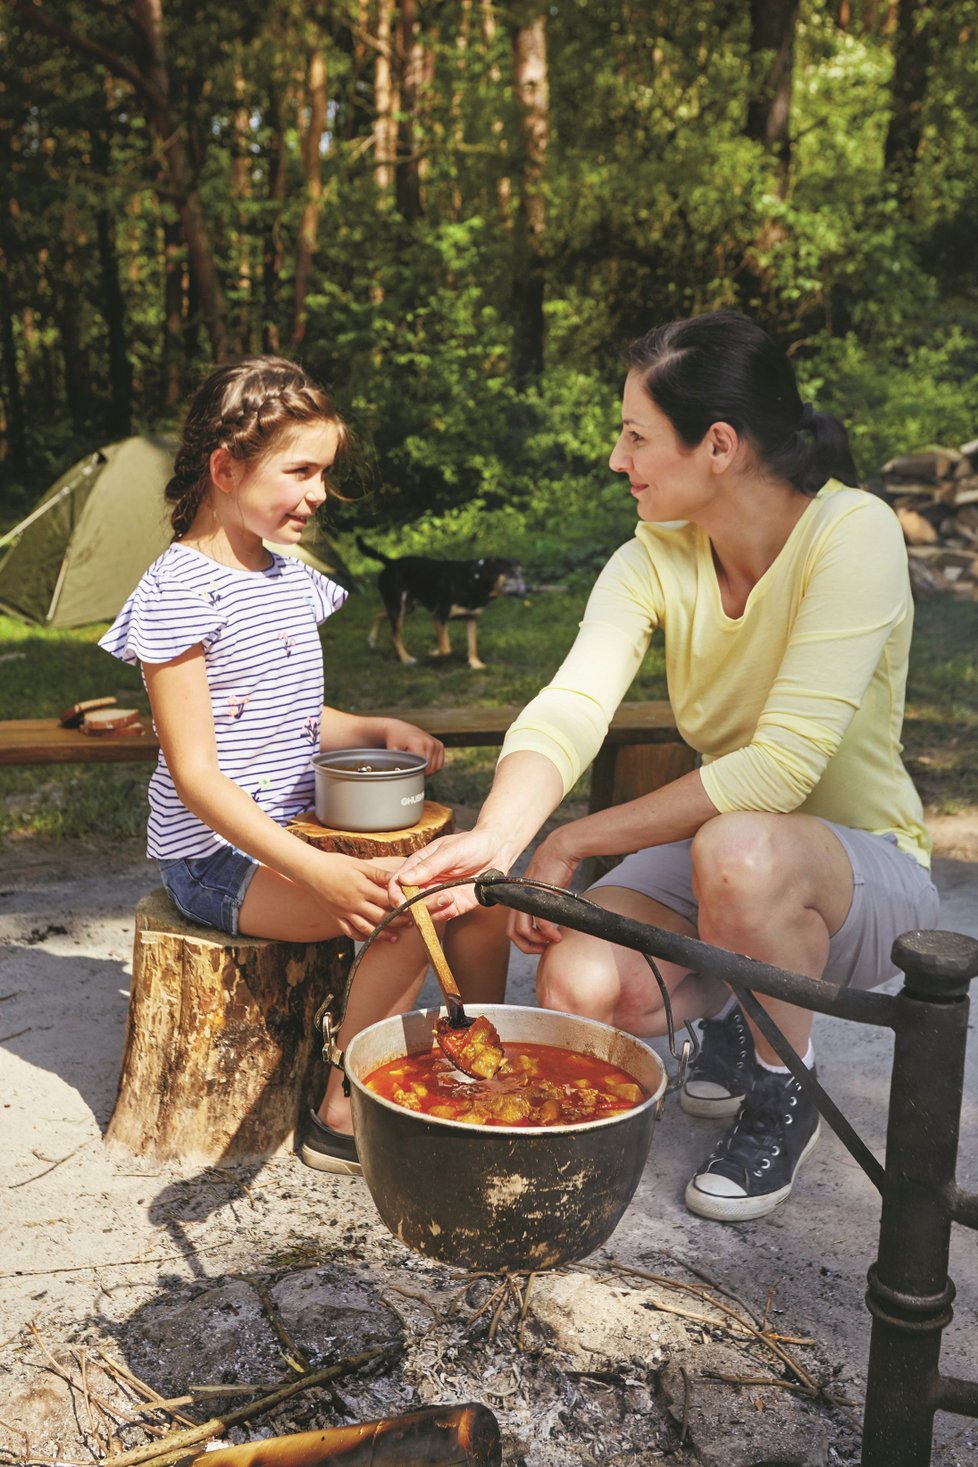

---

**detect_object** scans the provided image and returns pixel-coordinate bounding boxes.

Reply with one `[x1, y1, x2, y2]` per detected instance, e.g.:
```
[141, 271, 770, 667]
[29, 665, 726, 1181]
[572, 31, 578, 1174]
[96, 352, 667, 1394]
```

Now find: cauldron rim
[344, 1002, 668, 1138]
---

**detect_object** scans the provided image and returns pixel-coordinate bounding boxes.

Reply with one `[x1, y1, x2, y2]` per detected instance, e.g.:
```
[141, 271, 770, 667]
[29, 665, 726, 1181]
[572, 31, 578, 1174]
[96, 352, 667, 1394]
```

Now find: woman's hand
[390, 826, 510, 917]
[509, 827, 583, 954]
[382, 718, 445, 774]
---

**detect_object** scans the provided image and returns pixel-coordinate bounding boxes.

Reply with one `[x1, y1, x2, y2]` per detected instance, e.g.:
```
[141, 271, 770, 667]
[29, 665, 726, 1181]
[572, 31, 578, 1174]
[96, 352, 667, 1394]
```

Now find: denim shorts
[589, 820, 940, 991]
[159, 844, 260, 936]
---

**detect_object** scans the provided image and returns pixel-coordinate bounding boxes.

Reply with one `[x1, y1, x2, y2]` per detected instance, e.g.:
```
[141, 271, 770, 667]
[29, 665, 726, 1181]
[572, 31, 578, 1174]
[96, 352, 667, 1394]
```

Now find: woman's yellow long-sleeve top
[500, 483, 930, 867]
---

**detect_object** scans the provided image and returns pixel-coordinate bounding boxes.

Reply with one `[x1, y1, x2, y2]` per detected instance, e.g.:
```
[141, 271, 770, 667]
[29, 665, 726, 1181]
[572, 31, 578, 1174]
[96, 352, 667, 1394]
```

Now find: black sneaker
[680, 1004, 756, 1118]
[684, 1067, 821, 1221]
[299, 1111, 362, 1176]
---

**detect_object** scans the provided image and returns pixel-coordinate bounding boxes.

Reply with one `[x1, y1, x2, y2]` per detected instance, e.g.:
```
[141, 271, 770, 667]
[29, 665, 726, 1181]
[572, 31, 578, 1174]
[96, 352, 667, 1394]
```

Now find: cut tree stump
[286, 800, 455, 857]
[105, 888, 353, 1165]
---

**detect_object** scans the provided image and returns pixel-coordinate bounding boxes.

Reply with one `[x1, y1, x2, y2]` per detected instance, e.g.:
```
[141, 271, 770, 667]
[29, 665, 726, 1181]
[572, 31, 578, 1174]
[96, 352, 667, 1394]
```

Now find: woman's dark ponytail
[626, 312, 860, 496]
[798, 407, 860, 496]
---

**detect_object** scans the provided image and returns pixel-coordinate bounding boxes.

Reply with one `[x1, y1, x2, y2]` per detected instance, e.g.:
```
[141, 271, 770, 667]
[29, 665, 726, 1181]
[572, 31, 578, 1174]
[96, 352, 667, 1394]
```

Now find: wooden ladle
[401, 884, 506, 1080]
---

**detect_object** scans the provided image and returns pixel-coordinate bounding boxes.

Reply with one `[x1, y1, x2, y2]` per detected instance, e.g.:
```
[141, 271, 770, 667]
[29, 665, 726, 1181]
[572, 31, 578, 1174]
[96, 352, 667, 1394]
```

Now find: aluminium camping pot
[311, 748, 426, 832]
[344, 1004, 667, 1273]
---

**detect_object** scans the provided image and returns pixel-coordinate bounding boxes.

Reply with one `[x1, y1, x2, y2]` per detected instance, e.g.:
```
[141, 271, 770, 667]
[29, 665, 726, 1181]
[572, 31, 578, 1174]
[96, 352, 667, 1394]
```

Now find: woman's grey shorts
[159, 844, 260, 936]
[589, 821, 940, 991]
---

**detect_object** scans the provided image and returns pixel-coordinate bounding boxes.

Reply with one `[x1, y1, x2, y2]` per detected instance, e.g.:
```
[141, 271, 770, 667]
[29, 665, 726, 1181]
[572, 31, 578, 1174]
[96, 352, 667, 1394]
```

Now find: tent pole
[0, 481, 78, 552]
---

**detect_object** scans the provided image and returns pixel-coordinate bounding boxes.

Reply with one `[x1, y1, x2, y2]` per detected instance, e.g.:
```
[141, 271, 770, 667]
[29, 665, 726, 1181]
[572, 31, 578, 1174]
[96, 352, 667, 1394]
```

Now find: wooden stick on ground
[98, 1344, 403, 1467]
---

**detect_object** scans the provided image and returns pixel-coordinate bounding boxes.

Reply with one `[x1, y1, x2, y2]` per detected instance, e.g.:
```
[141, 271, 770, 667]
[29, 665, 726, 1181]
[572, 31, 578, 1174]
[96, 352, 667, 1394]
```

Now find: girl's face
[230, 422, 341, 545]
[609, 372, 715, 524]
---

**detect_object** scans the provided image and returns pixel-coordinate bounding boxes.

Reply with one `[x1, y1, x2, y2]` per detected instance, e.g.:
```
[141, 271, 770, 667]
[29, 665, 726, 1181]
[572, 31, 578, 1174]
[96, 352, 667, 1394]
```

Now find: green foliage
[796, 325, 978, 476]
[2, 0, 977, 521]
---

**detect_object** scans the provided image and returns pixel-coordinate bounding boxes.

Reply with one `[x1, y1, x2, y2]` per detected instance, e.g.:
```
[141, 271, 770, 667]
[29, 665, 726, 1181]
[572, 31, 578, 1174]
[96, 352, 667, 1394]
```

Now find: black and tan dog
[356, 536, 527, 669]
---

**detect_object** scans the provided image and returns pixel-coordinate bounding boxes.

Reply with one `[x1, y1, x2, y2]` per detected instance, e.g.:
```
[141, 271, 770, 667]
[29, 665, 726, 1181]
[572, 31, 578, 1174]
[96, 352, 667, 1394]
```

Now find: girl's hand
[311, 853, 406, 941]
[382, 719, 445, 774]
[509, 829, 582, 954]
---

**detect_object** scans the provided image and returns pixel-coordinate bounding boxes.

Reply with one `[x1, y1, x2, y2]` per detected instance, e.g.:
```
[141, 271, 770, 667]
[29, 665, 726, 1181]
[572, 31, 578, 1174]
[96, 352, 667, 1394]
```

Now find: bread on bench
[81, 707, 145, 736]
[59, 696, 118, 728]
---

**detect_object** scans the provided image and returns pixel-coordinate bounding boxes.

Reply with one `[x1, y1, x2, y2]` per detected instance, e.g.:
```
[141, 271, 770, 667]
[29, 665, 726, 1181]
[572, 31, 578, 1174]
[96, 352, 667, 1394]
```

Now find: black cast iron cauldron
[344, 1003, 667, 1273]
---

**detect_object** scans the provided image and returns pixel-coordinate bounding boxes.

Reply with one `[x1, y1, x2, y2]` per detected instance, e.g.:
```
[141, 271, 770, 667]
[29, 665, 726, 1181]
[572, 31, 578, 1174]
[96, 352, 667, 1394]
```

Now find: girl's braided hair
[165, 356, 350, 539]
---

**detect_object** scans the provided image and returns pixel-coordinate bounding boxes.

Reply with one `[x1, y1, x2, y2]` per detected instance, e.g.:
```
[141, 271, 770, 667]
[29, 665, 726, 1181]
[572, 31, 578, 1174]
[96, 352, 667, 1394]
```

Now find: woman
[397, 310, 938, 1222]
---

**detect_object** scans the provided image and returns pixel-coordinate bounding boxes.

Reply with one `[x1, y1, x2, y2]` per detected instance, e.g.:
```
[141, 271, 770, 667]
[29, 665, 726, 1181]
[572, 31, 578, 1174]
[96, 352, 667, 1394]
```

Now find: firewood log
[187, 1404, 502, 1467]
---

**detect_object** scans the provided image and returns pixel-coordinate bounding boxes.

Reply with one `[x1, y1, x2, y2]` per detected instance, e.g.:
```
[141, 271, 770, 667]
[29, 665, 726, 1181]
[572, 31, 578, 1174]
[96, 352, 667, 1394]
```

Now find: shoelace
[708, 1082, 792, 1171]
[689, 1010, 748, 1075]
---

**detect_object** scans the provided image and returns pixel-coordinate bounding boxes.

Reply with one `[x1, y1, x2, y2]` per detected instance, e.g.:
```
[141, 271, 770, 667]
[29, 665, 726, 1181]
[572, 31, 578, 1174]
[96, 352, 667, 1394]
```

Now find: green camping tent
[0, 436, 350, 628]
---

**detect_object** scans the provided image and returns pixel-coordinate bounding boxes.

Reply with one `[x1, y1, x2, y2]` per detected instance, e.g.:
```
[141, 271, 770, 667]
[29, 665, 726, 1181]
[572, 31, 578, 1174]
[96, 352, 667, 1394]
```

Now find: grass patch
[902, 597, 978, 813]
[1, 572, 975, 842]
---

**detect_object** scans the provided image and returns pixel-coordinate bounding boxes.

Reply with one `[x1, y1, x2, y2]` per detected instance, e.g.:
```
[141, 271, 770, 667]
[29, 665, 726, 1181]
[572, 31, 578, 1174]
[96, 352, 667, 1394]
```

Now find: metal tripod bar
[861, 931, 978, 1465]
[474, 874, 978, 1466]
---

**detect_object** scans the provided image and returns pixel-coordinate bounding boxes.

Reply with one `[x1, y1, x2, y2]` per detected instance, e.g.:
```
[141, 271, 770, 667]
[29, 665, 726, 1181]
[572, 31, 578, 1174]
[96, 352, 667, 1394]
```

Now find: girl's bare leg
[445, 900, 511, 1003]
[318, 926, 430, 1132]
[238, 864, 361, 942]
[316, 861, 511, 1134]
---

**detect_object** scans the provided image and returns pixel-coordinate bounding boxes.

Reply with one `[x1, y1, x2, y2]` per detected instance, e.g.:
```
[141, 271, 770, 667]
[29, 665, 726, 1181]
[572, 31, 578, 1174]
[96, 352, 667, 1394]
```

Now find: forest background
[0, 0, 977, 839]
[3, 0, 978, 527]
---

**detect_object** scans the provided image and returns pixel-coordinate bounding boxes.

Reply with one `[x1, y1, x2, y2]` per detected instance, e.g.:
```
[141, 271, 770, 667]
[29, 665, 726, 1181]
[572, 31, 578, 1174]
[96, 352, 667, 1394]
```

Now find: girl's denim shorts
[159, 844, 260, 936]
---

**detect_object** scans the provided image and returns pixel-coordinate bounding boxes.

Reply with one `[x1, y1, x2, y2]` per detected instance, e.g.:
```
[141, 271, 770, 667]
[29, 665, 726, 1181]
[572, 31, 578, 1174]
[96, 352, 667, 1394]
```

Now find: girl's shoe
[680, 1003, 756, 1117]
[684, 1067, 821, 1221]
[300, 1111, 362, 1176]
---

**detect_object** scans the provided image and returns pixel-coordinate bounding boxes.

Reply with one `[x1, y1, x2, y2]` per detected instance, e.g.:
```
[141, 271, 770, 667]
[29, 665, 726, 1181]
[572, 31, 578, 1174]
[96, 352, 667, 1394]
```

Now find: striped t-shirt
[99, 543, 347, 860]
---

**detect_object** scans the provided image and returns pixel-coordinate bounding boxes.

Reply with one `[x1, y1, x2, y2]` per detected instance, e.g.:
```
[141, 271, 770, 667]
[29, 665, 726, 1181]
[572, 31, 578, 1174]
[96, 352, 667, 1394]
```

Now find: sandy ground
[1, 813, 977, 1466]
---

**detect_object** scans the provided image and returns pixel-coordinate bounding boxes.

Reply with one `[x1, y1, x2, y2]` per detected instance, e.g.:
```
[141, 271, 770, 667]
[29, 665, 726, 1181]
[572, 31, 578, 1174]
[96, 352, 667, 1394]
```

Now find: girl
[100, 356, 508, 1175]
[398, 311, 939, 1223]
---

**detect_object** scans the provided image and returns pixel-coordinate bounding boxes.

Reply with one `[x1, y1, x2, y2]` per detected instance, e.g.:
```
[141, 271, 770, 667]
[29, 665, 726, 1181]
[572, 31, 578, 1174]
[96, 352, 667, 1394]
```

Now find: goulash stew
[364, 1042, 649, 1128]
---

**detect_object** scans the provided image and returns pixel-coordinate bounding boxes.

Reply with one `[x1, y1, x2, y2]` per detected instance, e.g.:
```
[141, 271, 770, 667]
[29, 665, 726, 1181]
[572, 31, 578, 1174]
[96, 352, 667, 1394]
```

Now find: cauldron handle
[475, 870, 698, 1081]
[314, 878, 507, 1086]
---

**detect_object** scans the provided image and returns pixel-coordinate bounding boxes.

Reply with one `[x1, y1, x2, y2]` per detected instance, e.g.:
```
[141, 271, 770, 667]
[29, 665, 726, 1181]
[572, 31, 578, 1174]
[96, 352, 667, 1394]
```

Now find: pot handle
[314, 881, 482, 1088]
[475, 870, 698, 1082]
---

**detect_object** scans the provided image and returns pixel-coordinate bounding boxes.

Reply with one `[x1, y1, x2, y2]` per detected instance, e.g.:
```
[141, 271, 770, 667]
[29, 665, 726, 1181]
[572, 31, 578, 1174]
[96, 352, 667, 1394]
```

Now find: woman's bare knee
[692, 813, 780, 908]
[537, 936, 621, 1023]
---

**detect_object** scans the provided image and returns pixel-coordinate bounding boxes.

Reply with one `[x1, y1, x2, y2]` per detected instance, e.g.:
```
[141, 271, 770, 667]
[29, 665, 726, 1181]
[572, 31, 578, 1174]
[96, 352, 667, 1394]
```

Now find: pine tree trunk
[56, 220, 91, 432]
[132, 0, 227, 358]
[394, 0, 423, 220]
[511, 7, 548, 384]
[292, 48, 328, 349]
[161, 212, 184, 412]
[746, 0, 799, 197]
[230, 71, 254, 354]
[92, 124, 133, 438]
[262, 78, 286, 353]
[0, 241, 28, 479]
[373, 0, 397, 191]
[884, 0, 934, 208]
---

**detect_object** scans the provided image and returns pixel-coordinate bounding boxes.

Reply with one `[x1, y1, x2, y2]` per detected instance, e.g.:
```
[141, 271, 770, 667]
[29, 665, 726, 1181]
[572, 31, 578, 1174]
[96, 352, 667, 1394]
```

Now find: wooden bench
[0, 701, 694, 815]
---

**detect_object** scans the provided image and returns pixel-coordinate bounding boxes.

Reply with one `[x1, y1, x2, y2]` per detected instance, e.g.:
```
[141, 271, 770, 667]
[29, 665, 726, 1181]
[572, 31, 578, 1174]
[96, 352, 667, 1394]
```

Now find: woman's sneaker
[300, 1111, 362, 1176]
[684, 1067, 821, 1222]
[680, 1004, 756, 1117]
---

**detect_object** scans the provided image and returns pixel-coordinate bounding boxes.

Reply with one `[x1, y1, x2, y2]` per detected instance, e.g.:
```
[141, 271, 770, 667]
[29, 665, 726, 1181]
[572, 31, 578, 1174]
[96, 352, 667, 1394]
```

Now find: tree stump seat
[106, 806, 455, 1167]
[105, 889, 354, 1166]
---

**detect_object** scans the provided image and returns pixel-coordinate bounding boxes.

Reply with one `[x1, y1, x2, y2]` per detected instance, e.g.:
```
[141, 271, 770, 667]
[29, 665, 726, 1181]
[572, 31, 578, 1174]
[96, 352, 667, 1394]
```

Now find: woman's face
[610, 372, 713, 523]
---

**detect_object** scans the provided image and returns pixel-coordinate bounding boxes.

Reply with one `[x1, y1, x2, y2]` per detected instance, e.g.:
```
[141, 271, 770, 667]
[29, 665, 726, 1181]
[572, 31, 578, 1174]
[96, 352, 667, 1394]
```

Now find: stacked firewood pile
[876, 438, 978, 598]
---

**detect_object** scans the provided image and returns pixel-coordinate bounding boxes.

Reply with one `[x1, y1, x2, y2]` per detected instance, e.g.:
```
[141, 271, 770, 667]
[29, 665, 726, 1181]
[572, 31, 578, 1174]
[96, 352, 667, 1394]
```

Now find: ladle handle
[401, 884, 463, 1003]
